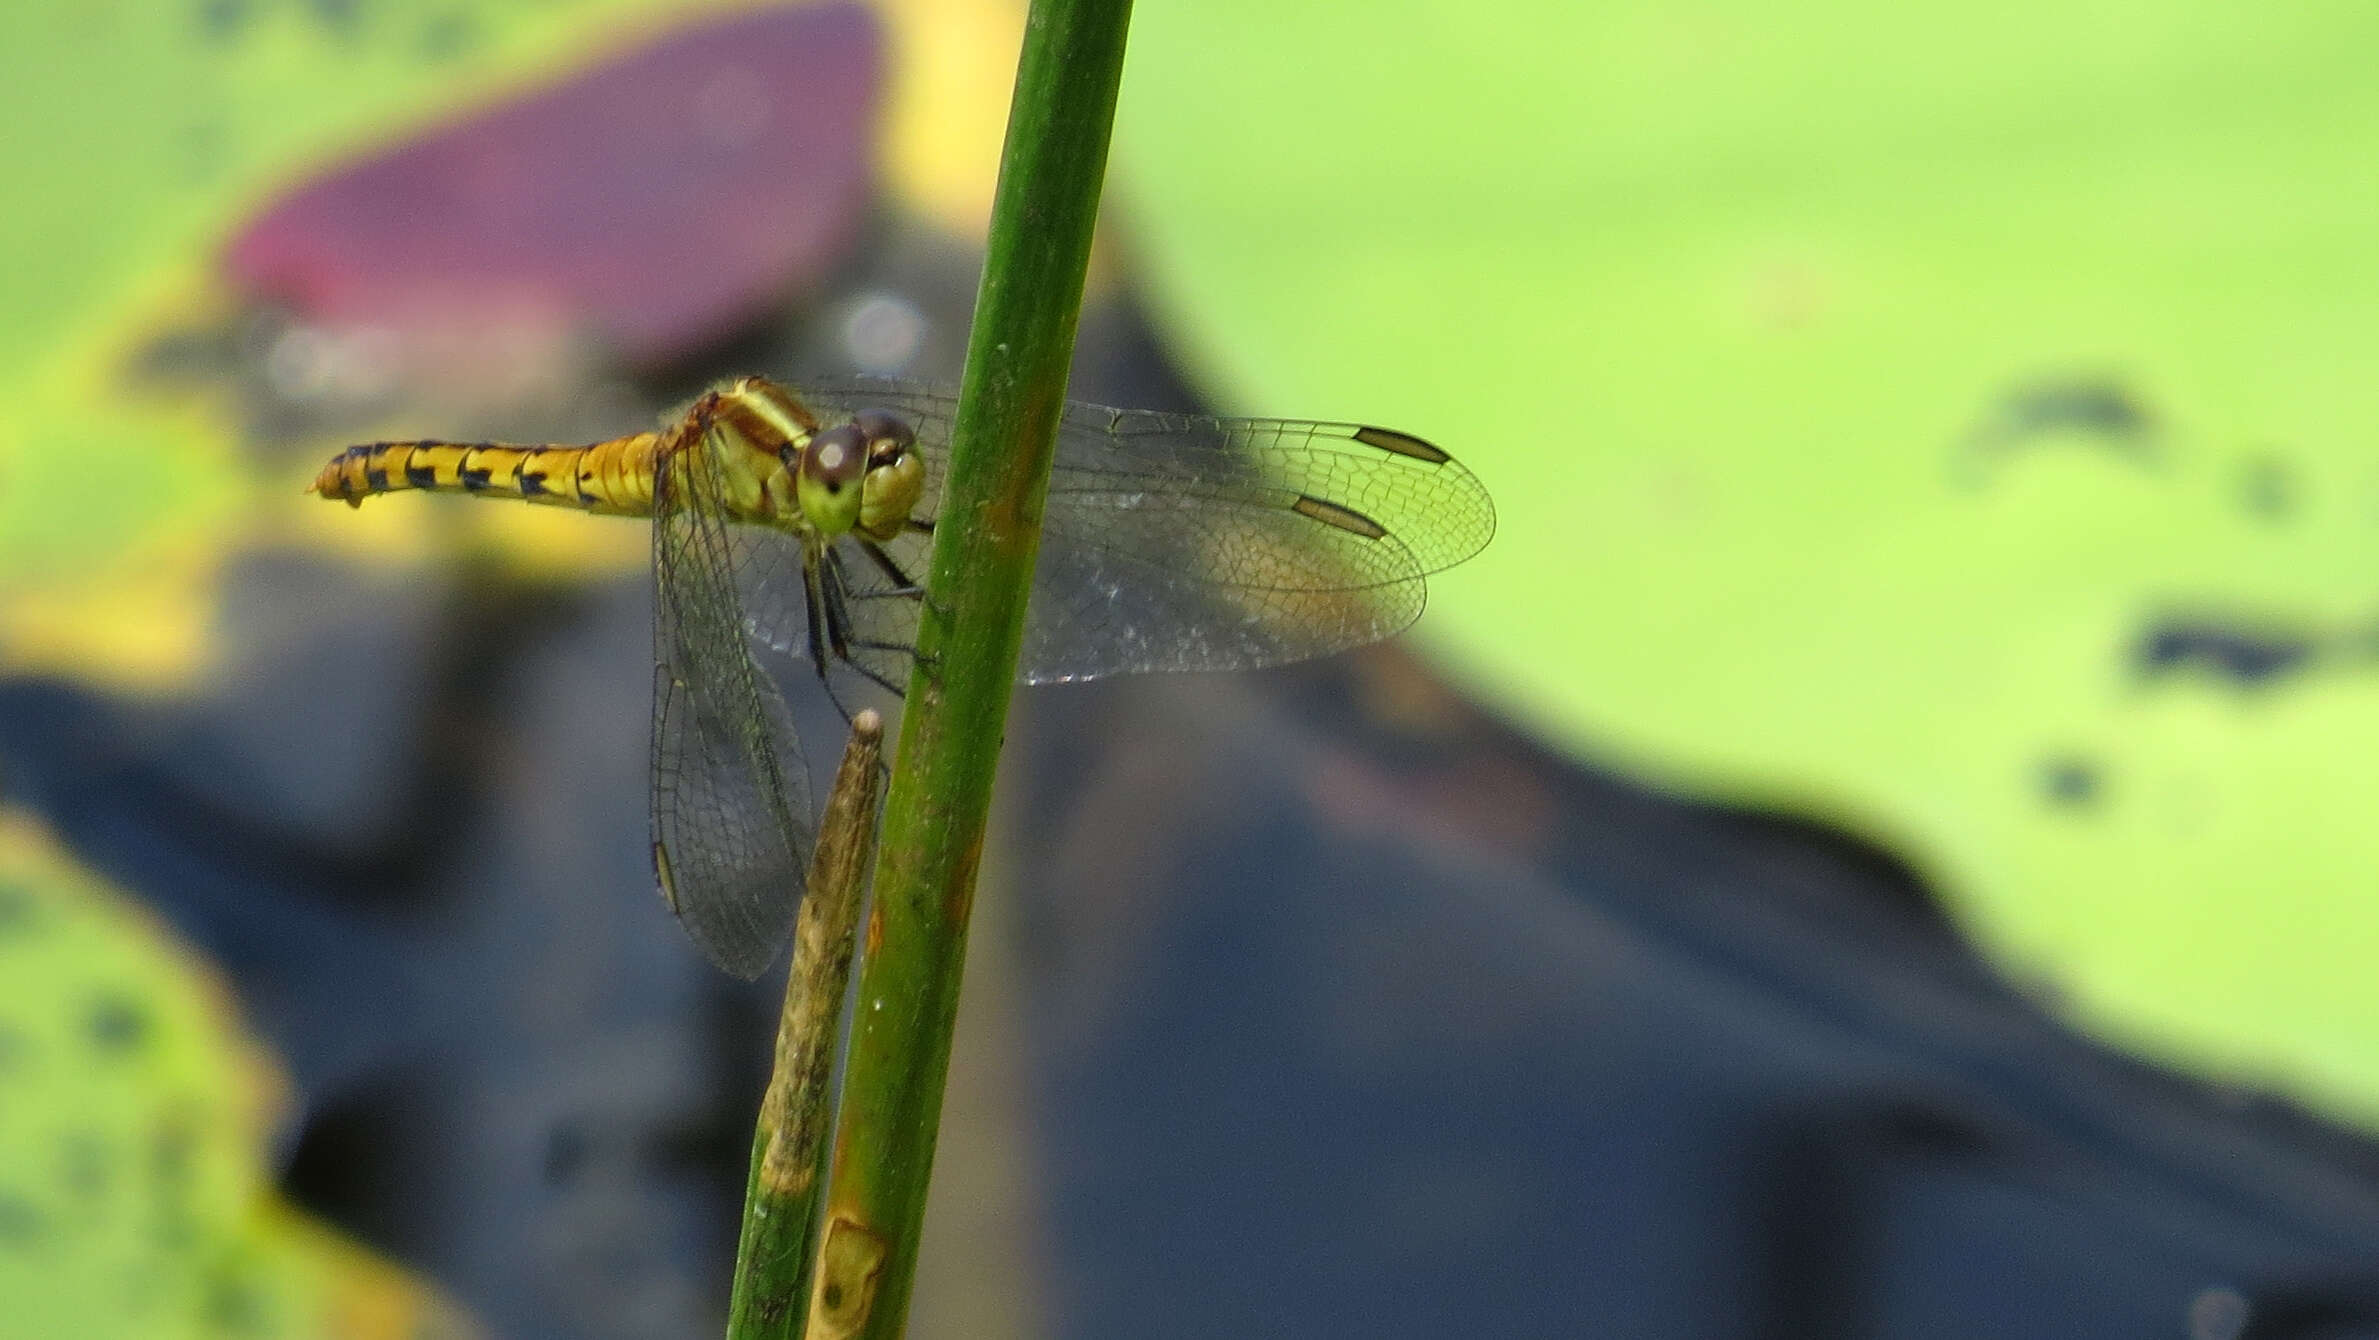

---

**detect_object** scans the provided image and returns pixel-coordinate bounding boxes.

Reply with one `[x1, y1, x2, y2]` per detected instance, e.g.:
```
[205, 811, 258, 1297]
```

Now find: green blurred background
[1115, 0, 2379, 1123]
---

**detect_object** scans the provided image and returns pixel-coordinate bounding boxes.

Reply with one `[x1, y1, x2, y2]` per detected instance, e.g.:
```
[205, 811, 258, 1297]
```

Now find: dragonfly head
[792, 410, 923, 542]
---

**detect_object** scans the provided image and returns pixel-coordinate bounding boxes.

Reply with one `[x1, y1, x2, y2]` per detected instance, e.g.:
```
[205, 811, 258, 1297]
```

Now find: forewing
[802, 380, 1494, 683]
[650, 421, 814, 979]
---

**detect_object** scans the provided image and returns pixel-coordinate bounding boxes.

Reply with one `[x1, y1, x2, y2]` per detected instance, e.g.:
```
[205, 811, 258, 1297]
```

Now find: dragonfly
[314, 375, 1494, 977]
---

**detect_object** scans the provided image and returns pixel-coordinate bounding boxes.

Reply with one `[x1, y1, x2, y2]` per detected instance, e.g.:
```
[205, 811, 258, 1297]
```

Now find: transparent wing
[800, 380, 1495, 685]
[650, 419, 814, 979]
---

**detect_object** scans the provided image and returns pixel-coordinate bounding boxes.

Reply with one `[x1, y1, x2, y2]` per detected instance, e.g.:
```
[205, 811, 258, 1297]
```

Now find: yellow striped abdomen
[311, 431, 666, 515]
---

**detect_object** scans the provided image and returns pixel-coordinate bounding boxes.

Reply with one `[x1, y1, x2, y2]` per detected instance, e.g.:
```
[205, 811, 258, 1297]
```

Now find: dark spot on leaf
[2004, 378, 2154, 440]
[195, 0, 248, 42]
[2039, 755, 2100, 809]
[1952, 373, 2159, 486]
[87, 995, 150, 1055]
[2133, 617, 2317, 689]
[0, 1026, 26, 1070]
[308, 0, 362, 38]
[0, 1192, 45, 1245]
[2237, 452, 2295, 522]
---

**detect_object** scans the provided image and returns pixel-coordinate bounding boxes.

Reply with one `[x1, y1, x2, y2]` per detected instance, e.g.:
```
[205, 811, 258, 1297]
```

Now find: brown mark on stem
[806, 1217, 891, 1338]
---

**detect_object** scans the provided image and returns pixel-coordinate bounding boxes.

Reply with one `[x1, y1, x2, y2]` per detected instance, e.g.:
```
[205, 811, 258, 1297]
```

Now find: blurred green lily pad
[0, 812, 476, 1338]
[1114, 1, 2379, 1120]
[0, 0, 706, 686]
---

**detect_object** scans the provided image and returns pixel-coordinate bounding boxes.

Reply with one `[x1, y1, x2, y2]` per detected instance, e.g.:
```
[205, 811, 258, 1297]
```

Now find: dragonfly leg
[851, 538, 926, 600]
[845, 540, 943, 676]
[821, 549, 913, 701]
[799, 546, 831, 682]
[870, 519, 958, 636]
[805, 563, 867, 726]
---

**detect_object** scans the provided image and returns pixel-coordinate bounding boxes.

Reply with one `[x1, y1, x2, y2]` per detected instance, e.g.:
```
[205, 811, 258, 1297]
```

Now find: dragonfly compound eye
[852, 409, 917, 471]
[852, 410, 926, 544]
[800, 424, 868, 495]
[796, 423, 870, 536]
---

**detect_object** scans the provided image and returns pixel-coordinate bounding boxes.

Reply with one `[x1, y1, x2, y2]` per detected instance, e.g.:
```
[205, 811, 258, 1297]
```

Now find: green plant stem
[724, 711, 885, 1340]
[809, 1, 1135, 1334]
